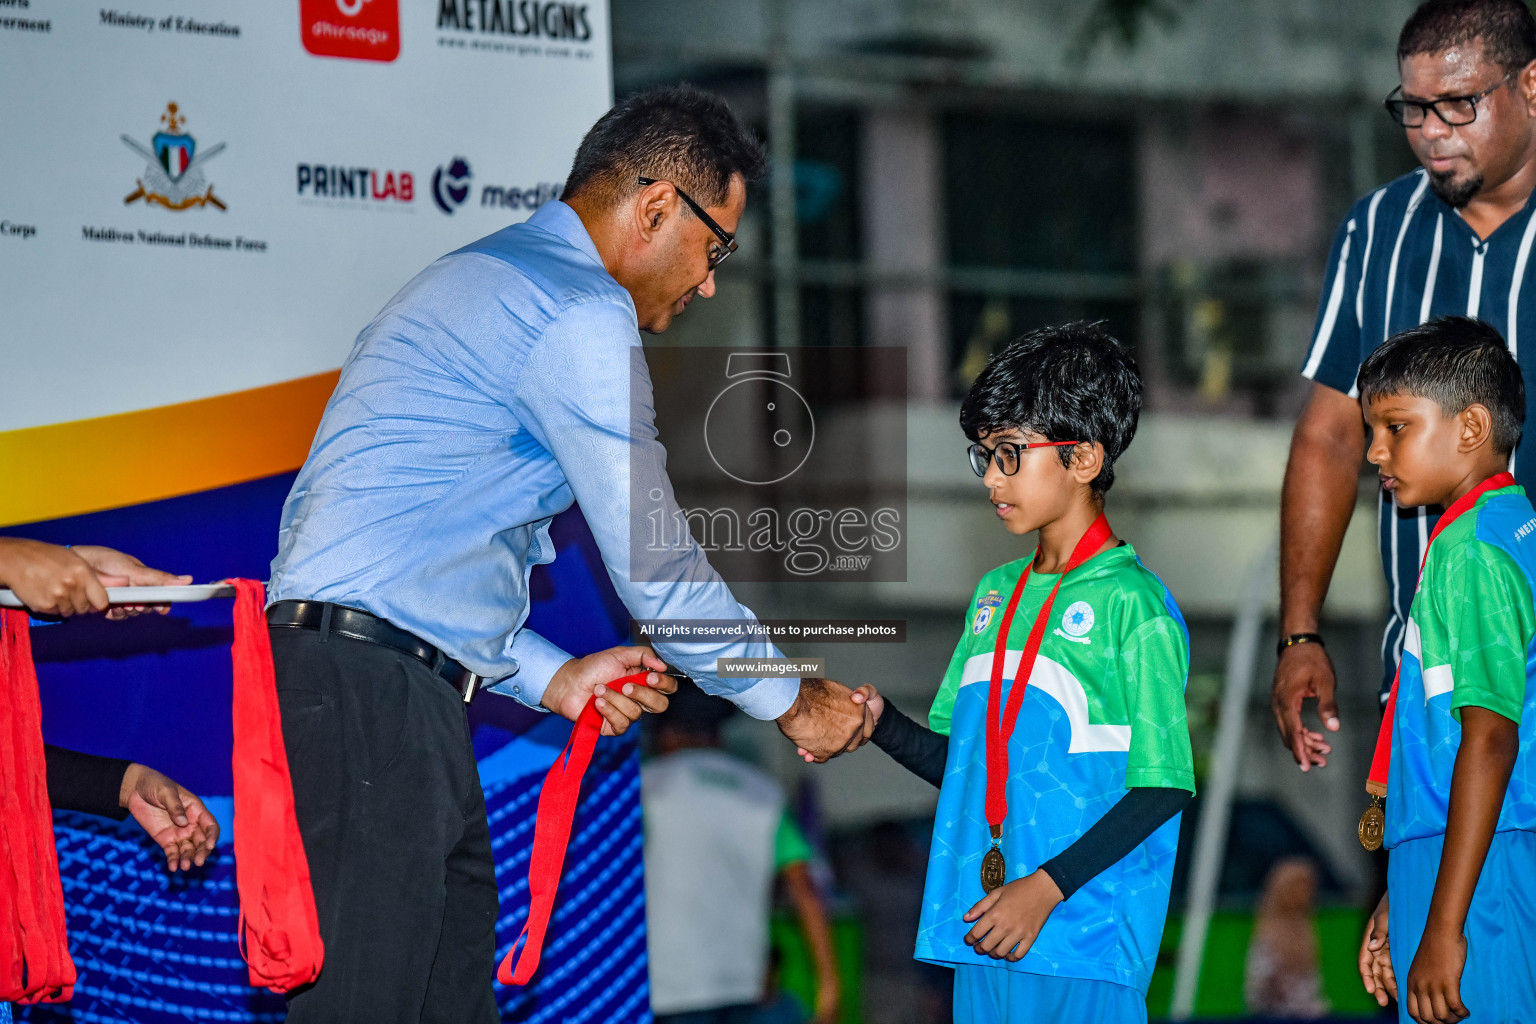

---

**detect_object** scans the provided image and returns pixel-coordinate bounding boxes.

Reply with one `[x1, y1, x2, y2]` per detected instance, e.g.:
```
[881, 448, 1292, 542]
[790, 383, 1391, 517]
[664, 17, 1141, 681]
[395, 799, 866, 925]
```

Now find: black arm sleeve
[44, 745, 132, 820]
[1039, 786, 1192, 900]
[869, 699, 948, 788]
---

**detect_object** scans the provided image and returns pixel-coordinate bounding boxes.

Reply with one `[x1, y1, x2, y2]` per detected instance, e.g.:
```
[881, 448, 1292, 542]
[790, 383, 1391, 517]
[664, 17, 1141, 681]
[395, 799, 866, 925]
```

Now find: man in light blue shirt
[265, 86, 869, 1022]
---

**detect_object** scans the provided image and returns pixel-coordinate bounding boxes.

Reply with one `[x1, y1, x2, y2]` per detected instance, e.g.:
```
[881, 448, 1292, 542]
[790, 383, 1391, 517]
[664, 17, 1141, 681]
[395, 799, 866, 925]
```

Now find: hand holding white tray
[0, 584, 238, 609]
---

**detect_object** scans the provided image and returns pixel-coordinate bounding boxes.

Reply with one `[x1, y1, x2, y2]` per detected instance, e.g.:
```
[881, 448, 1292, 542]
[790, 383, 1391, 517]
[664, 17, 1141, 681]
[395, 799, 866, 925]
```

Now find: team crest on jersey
[972, 590, 1002, 635]
[1054, 600, 1095, 644]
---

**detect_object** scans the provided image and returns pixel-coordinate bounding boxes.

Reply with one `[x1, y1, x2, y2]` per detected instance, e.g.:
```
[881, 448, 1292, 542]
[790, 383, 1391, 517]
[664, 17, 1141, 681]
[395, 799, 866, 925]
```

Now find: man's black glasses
[638, 176, 737, 270]
[1384, 70, 1519, 127]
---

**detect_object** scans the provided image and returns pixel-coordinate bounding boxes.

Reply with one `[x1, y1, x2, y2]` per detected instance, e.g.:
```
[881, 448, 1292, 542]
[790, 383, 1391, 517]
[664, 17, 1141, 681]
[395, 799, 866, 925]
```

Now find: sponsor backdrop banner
[0, 0, 608, 523]
[1, 4, 646, 1023]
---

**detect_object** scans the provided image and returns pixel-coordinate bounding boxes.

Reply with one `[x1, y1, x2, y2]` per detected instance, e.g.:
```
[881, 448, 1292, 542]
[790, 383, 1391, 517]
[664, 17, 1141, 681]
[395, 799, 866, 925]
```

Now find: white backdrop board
[0, 10, 658, 1024]
[0, 0, 612, 434]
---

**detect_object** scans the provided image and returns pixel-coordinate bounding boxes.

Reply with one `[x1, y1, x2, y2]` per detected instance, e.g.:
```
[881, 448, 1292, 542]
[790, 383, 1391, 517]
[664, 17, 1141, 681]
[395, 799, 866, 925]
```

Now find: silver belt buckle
[457, 671, 483, 705]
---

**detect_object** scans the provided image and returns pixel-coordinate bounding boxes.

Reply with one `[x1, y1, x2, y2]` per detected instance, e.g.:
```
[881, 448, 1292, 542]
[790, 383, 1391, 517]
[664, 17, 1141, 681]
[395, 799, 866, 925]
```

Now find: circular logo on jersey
[1061, 601, 1094, 637]
[971, 606, 994, 635]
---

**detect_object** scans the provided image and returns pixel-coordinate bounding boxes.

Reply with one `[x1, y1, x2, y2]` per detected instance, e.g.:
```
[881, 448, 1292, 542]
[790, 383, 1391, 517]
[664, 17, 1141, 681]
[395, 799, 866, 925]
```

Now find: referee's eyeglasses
[1384, 69, 1520, 128]
[638, 176, 738, 271]
[967, 439, 1080, 478]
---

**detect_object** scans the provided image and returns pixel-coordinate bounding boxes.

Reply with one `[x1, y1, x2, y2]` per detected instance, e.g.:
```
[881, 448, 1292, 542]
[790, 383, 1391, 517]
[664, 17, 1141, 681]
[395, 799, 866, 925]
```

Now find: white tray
[0, 584, 237, 609]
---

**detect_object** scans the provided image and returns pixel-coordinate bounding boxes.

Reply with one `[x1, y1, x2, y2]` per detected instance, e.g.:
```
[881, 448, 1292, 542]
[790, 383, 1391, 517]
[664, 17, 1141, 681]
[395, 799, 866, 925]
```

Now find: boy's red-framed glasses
[967, 439, 1080, 478]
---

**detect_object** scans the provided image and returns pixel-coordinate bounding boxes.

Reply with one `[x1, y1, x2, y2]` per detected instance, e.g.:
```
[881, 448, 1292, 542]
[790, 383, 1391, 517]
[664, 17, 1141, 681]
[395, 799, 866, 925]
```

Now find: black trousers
[272, 626, 499, 1024]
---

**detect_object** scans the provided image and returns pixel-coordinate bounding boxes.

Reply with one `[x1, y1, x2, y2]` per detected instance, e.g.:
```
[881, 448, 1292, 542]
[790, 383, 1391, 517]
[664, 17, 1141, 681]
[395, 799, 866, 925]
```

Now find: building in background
[613, 0, 1417, 1017]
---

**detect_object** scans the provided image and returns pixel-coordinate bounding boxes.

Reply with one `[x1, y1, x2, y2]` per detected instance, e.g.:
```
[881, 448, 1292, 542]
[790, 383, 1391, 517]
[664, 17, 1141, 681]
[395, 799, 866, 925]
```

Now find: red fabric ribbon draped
[1, 580, 322, 1002]
[229, 578, 324, 992]
[498, 672, 651, 986]
[0, 608, 76, 1005]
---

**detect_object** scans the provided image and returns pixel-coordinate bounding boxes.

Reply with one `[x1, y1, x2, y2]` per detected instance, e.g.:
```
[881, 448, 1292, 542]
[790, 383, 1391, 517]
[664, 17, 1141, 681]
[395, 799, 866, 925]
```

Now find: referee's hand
[1271, 642, 1339, 771]
[542, 646, 676, 736]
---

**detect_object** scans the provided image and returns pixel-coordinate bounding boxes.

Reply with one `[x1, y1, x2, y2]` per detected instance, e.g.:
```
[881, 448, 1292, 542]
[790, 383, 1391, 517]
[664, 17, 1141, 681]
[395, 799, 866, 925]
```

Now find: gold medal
[980, 824, 1006, 892]
[1358, 795, 1385, 851]
[981, 845, 1006, 893]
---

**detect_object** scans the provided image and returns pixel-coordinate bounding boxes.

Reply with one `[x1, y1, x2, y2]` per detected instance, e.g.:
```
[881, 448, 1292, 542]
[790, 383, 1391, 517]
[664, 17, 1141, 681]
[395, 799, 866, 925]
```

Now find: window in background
[949, 293, 1140, 392]
[795, 105, 864, 349]
[942, 110, 1139, 393]
[1140, 107, 1327, 416]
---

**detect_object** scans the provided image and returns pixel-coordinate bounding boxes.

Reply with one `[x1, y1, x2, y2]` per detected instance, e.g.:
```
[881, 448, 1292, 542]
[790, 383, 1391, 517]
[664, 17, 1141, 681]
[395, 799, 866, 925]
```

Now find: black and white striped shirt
[1301, 167, 1536, 698]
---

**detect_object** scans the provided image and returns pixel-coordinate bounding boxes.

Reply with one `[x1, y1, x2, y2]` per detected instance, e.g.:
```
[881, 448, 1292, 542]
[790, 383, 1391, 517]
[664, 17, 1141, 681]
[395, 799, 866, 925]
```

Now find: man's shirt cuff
[489, 628, 572, 711]
[713, 674, 798, 721]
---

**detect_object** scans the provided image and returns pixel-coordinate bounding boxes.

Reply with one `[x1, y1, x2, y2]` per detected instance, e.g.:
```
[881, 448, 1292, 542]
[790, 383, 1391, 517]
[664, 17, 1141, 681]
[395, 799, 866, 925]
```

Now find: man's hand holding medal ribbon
[504, 658, 879, 985]
[538, 645, 677, 733]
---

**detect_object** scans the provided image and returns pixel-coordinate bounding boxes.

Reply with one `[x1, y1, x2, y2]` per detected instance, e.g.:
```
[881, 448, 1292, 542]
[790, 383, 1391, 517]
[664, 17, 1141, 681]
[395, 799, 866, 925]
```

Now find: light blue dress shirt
[270, 201, 794, 719]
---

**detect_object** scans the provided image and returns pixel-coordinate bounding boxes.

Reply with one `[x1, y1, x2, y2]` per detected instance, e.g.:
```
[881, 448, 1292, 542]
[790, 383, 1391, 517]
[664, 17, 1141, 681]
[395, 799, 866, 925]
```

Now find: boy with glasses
[806, 322, 1195, 1022]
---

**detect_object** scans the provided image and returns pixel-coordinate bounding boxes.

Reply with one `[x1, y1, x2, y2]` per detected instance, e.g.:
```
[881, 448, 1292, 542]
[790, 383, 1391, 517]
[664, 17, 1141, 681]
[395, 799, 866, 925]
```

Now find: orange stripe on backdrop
[0, 371, 340, 528]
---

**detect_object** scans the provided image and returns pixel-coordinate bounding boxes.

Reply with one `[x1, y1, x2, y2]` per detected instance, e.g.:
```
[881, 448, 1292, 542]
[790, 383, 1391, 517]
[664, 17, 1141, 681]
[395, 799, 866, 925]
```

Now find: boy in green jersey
[809, 323, 1195, 1022]
[1352, 316, 1536, 1024]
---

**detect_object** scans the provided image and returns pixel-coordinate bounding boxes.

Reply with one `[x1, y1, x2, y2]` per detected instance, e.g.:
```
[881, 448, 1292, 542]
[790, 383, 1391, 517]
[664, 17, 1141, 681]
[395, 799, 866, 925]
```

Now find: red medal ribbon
[498, 672, 651, 986]
[229, 579, 324, 992]
[1, 578, 324, 1001]
[1365, 472, 1516, 796]
[0, 608, 76, 1004]
[985, 514, 1113, 830]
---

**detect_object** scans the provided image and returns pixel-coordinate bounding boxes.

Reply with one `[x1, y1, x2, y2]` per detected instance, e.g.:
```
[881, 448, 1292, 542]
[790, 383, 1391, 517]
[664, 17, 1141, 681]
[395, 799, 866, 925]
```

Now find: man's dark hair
[1399, 0, 1536, 72]
[1357, 315, 1525, 455]
[959, 321, 1142, 498]
[563, 84, 767, 211]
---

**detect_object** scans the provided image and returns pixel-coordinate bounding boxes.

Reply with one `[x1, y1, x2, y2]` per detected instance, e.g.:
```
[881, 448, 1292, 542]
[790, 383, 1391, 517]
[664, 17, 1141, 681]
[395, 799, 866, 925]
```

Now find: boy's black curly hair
[959, 321, 1143, 498]
[1356, 315, 1524, 456]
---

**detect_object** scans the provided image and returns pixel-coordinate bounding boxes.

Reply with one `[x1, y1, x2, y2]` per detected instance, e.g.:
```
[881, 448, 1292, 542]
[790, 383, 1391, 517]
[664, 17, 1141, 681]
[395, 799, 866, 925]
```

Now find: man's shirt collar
[527, 199, 604, 268]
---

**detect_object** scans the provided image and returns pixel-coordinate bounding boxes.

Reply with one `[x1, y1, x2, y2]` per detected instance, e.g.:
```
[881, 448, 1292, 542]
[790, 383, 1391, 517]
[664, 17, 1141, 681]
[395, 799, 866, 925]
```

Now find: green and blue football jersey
[917, 544, 1194, 992]
[1388, 484, 1536, 848]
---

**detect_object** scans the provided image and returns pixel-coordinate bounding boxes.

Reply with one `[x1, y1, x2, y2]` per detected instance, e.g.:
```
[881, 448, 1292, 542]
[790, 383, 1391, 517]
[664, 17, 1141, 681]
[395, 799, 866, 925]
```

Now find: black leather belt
[267, 600, 484, 704]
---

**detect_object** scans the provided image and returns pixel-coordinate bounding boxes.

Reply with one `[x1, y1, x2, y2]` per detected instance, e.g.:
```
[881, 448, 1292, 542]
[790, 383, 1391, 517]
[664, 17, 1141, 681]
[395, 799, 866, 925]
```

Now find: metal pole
[767, 0, 799, 349]
[1169, 537, 1278, 1019]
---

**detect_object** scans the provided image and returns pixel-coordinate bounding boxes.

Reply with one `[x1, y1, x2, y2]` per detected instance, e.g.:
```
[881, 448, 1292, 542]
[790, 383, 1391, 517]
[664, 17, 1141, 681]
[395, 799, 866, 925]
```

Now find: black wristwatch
[1277, 632, 1325, 656]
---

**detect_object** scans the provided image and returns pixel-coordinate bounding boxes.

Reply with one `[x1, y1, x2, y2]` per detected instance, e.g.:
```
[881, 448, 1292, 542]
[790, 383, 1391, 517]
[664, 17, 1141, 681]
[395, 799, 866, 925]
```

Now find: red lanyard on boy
[981, 513, 1113, 892]
[1358, 471, 1515, 850]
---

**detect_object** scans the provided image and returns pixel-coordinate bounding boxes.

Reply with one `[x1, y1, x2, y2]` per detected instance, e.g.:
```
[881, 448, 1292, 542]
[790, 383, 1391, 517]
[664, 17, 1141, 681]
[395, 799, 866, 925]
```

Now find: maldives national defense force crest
[122, 102, 227, 211]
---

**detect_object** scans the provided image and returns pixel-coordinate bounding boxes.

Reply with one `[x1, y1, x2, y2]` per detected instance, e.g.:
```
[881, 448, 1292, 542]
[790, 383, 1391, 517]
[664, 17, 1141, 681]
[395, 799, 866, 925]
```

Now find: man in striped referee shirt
[1273, 0, 1536, 769]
